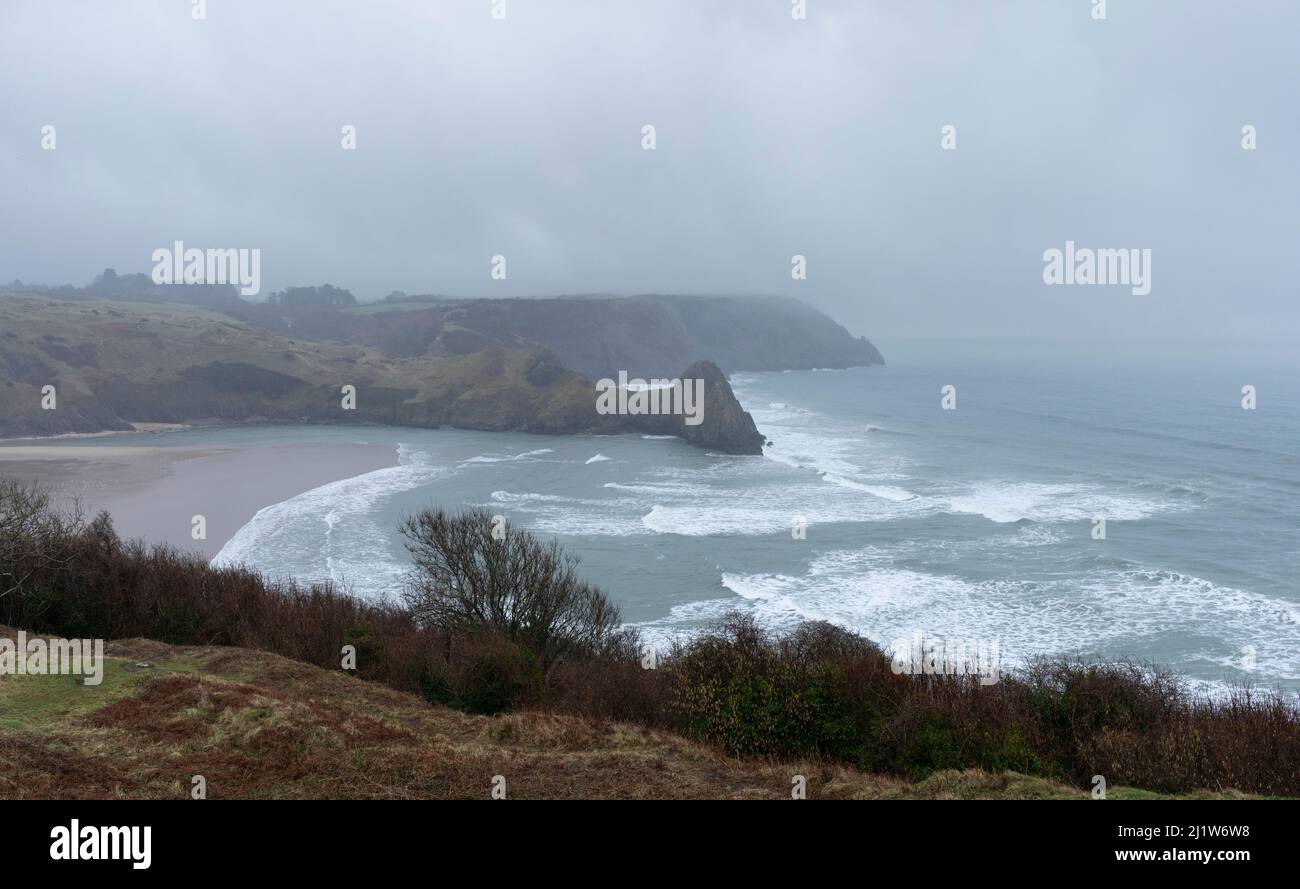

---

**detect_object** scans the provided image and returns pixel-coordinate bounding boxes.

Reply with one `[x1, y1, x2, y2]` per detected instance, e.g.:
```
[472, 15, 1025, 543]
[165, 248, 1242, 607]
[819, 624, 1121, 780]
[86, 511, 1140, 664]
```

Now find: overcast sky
[2, 0, 1296, 340]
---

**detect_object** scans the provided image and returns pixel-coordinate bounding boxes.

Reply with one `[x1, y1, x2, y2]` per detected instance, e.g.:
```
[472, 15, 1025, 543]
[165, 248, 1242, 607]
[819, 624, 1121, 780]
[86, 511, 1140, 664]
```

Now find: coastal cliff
[0, 296, 766, 454]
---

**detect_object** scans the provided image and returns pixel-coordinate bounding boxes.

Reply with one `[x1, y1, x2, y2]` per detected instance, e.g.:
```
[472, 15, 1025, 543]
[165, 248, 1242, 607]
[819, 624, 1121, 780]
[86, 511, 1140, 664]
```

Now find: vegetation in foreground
[3, 628, 1252, 800]
[2, 479, 1296, 798]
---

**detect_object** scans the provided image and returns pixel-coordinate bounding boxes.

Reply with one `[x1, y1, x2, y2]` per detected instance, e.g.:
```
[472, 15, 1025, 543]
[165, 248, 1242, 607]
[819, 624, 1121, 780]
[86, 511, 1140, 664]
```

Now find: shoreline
[0, 422, 193, 443]
[0, 438, 400, 559]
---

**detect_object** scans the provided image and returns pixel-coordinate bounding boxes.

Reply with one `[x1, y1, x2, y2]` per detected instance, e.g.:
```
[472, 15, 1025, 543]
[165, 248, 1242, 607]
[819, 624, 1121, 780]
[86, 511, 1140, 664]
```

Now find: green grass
[0, 654, 206, 732]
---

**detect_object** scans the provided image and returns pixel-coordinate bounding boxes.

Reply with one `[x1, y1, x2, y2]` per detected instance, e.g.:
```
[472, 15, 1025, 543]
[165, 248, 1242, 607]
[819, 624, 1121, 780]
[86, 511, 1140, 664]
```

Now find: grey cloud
[1, 0, 1296, 340]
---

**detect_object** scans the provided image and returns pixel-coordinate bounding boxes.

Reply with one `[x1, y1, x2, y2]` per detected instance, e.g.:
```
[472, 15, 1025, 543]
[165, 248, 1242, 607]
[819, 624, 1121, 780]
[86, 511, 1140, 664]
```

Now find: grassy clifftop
[0, 628, 1221, 800]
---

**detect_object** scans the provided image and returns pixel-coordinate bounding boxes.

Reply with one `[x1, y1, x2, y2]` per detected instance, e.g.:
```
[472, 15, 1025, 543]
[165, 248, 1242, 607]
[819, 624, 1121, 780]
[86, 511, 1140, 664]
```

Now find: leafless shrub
[400, 506, 631, 666]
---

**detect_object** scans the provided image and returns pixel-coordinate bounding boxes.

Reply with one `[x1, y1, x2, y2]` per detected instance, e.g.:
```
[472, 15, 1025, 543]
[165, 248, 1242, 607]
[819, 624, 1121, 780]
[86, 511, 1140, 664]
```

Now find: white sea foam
[460, 448, 555, 465]
[638, 480, 926, 536]
[945, 481, 1170, 524]
[212, 443, 448, 598]
[489, 490, 577, 504]
[709, 554, 1300, 682]
[486, 490, 645, 536]
[602, 481, 702, 495]
[627, 378, 1249, 684]
[820, 474, 916, 501]
[748, 387, 1179, 524]
[741, 391, 918, 500]
[574, 398, 931, 536]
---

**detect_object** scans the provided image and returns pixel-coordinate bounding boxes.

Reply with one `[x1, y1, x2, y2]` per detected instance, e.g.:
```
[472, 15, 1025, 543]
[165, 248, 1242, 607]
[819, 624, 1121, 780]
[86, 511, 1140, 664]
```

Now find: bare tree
[0, 477, 82, 604]
[400, 507, 630, 665]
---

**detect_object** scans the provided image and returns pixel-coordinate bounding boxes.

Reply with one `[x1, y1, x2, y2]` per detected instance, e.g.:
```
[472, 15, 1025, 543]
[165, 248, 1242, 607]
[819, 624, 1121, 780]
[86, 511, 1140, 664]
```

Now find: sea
[160, 338, 1297, 696]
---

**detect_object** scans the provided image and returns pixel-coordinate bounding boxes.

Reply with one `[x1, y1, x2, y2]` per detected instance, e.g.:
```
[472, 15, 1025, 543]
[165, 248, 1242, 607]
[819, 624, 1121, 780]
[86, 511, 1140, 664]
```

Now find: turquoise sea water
[80, 339, 1300, 695]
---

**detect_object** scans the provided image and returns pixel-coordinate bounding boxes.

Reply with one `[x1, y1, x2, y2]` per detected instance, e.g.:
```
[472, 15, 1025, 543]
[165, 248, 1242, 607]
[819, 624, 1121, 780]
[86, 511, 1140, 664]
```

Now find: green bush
[672, 614, 861, 758]
[418, 634, 542, 716]
[458, 638, 542, 715]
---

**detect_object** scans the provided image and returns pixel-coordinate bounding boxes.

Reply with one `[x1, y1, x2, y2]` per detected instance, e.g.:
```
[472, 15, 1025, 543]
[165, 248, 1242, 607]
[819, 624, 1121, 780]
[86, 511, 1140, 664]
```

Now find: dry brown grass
[1, 628, 1119, 800]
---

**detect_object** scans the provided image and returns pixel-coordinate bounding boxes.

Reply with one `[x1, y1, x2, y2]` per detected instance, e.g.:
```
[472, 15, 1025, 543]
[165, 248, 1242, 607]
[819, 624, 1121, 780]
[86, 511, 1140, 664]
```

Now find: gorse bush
[670, 615, 865, 758]
[416, 631, 544, 715]
[3, 476, 1297, 795]
[660, 613, 1298, 794]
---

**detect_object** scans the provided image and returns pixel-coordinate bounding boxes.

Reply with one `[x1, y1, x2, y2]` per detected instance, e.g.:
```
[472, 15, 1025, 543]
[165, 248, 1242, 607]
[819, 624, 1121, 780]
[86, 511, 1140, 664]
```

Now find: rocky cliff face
[626, 360, 765, 455]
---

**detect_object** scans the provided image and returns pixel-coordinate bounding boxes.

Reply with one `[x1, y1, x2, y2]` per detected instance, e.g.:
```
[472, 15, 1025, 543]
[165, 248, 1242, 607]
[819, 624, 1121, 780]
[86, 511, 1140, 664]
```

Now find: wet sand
[0, 441, 399, 559]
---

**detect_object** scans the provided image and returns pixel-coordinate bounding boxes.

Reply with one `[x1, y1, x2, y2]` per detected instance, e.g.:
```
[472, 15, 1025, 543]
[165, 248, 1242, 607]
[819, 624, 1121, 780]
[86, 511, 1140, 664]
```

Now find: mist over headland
[3, 0, 1298, 342]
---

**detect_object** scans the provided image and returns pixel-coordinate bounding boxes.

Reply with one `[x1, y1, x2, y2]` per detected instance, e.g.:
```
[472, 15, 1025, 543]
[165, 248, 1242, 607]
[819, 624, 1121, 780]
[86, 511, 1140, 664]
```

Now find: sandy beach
[0, 439, 400, 559]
